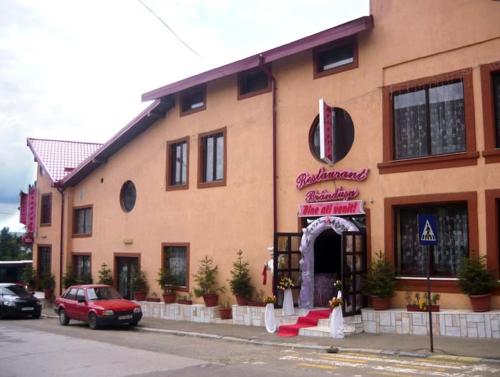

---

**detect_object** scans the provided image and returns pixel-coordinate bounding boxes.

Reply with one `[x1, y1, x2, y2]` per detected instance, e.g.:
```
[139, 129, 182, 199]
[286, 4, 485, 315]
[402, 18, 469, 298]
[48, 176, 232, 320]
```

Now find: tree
[0, 227, 29, 261]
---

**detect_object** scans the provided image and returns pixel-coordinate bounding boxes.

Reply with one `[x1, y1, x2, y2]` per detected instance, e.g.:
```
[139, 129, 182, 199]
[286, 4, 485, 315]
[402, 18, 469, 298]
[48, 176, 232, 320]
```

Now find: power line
[137, 0, 201, 57]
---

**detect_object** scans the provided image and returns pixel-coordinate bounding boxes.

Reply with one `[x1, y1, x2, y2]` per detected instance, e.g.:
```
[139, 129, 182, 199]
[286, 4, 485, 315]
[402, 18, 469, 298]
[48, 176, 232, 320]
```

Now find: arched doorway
[298, 216, 364, 312]
[313, 229, 341, 306]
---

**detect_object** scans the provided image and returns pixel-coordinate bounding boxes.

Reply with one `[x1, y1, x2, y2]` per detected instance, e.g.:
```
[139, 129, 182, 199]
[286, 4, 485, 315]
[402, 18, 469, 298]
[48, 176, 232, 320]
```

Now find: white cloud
[0, 0, 369, 232]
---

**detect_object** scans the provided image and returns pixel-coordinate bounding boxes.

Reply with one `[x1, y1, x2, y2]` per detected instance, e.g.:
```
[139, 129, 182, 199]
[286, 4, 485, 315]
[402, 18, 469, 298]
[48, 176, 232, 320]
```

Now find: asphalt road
[1, 317, 499, 377]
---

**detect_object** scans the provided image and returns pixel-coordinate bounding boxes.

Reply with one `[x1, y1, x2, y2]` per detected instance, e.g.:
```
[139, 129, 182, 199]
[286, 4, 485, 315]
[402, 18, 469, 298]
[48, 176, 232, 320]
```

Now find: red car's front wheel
[58, 309, 69, 326]
[88, 312, 98, 330]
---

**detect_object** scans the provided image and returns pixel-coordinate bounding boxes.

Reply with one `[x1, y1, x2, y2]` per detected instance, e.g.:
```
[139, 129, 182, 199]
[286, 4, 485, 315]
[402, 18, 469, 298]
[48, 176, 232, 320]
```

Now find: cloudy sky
[0, 0, 369, 232]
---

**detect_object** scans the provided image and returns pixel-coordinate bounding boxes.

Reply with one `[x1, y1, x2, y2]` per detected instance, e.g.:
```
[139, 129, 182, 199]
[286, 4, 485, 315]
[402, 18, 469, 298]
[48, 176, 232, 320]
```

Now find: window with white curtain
[393, 80, 466, 160]
[397, 203, 468, 277]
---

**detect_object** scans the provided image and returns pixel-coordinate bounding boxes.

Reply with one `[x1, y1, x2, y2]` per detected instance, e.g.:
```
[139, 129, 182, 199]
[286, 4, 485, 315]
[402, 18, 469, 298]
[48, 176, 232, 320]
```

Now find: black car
[0, 283, 42, 319]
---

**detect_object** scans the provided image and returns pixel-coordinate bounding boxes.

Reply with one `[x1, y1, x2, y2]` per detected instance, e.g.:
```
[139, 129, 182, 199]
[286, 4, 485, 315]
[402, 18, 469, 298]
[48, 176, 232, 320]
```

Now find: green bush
[21, 265, 36, 287]
[457, 255, 497, 295]
[363, 251, 395, 298]
[131, 269, 149, 293]
[40, 273, 55, 290]
[193, 256, 224, 297]
[97, 263, 113, 285]
[228, 250, 253, 299]
[157, 268, 179, 293]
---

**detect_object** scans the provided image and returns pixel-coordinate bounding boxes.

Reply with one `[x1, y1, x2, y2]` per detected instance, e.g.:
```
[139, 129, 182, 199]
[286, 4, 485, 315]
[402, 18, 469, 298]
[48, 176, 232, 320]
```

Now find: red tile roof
[27, 138, 103, 184]
[142, 16, 373, 101]
[53, 16, 372, 188]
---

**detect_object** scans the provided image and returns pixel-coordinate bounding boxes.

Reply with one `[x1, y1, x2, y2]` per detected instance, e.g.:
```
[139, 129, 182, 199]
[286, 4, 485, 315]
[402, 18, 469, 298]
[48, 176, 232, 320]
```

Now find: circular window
[120, 181, 136, 212]
[309, 107, 355, 164]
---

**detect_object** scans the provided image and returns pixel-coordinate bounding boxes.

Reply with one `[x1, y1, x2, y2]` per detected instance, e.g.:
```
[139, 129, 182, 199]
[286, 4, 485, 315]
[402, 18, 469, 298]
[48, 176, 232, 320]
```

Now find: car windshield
[3, 285, 30, 297]
[86, 287, 122, 301]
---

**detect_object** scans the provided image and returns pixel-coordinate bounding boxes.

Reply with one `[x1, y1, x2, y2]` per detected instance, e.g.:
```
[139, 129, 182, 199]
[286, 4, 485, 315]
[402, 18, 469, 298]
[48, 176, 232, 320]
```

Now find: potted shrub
[177, 292, 193, 305]
[63, 268, 77, 288]
[21, 265, 36, 292]
[97, 263, 113, 285]
[40, 273, 56, 302]
[193, 255, 224, 307]
[228, 250, 253, 306]
[405, 291, 440, 312]
[248, 290, 266, 307]
[146, 292, 161, 302]
[131, 269, 149, 301]
[157, 268, 178, 303]
[363, 251, 395, 310]
[219, 296, 232, 320]
[457, 255, 497, 312]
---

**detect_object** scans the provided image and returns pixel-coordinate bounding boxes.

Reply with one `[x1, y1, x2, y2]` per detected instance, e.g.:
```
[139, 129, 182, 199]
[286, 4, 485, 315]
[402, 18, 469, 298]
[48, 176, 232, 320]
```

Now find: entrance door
[273, 233, 302, 307]
[342, 231, 367, 316]
[313, 229, 341, 307]
[116, 257, 138, 299]
[37, 246, 51, 289]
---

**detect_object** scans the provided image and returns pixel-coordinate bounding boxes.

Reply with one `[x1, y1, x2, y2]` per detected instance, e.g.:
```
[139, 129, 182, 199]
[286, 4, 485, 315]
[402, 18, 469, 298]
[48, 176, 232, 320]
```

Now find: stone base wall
[139, 302, 221, 323]
[362, 309, 500, 339]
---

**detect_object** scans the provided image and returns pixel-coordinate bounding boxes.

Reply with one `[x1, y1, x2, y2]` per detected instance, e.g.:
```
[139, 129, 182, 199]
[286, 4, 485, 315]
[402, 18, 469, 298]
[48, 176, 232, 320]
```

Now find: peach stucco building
[24, 0, 500, 313]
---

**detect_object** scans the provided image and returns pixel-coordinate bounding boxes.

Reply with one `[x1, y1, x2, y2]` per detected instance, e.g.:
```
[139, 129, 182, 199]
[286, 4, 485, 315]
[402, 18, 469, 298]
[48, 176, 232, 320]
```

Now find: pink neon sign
[298, 200, 365, 218]
[296, 167, 369, 190]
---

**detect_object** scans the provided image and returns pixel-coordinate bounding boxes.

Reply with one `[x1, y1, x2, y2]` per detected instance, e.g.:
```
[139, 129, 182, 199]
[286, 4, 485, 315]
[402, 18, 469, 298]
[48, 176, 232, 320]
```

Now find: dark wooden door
[116, 257, 138, 299]
[273, 233, 302, 307]
[341, 231, 367, 316]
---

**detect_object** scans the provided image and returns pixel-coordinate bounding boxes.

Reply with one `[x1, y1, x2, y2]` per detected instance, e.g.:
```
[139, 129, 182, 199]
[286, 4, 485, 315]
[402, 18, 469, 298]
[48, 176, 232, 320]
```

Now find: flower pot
[235, 295, 248, 306]
[469, 294, 491, 312]
[146, 297, 161, 302]
[44, 288, 54, 302]
[134, 291, 147, 301]
[371, 296, 390, 310]
[162, 292, 176, 304]
[203, 293, 219, 307]
[406, 304, 440, 312]
[177, 299, 193, 305]
[247, 301, 265, 307]
[264, 303, 276, 333]
[219, 307, 232, 320]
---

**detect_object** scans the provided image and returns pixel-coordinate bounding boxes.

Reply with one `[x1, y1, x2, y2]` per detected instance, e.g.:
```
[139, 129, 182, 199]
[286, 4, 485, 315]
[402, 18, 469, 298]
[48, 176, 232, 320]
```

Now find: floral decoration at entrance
[298, 216, 358, 309]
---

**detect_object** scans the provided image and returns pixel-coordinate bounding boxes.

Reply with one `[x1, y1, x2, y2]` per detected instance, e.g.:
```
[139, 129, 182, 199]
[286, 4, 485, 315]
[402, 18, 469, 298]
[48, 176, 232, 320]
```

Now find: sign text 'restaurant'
[296, 167, 369, 190]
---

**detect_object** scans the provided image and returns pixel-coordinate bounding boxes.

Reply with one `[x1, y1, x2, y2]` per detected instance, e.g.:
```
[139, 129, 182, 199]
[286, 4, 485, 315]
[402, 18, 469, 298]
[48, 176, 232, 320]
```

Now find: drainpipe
[56, 184, 65, 295]
[258, 55, 277, 236]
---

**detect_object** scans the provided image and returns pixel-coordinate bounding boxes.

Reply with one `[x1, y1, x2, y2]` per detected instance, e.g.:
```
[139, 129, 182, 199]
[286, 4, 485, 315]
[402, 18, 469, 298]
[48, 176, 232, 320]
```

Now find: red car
[54, 284, 142, 329]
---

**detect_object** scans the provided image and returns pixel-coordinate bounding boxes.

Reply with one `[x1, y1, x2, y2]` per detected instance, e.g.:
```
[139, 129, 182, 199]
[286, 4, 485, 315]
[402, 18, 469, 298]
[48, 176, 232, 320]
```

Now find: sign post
[418, 214, 438, 353]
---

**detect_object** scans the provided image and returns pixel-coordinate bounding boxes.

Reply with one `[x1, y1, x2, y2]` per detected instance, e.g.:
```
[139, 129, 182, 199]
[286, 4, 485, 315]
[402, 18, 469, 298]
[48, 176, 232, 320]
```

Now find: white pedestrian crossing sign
[418, 215, 438, 245]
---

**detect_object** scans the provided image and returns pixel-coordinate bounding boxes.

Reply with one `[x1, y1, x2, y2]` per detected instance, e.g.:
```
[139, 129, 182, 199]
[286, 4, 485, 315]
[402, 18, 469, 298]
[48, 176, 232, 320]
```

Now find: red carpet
[277, 309, 331, 337]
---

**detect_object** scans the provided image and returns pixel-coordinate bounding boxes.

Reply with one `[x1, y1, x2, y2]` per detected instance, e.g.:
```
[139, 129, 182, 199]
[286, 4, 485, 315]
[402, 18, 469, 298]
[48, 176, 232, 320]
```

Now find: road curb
[139, 326, 500, 364]
[42, 312, 500, 364]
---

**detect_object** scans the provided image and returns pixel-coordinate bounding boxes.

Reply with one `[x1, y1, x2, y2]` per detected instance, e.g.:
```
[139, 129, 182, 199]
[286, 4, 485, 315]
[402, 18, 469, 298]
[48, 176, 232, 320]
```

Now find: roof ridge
[27, 137, 103, 146]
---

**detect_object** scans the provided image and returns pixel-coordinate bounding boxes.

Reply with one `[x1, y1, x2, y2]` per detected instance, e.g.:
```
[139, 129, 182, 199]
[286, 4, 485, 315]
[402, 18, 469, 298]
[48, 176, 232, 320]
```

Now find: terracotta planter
[469, 294, 491, 312]
[134, 291, 147, 301]
[203, 293, 219, 307]
[177, 299, 193, 305]
[235, 295, 248, 306]
[406, 304, 440, 312]
[219, 307, 232, 320]
[371, 296, 390, 310]
[247, 301, 265, 307]
[146, 297, 161, 302]
[162, 292, 176, 304]
[44, 288, 54, 302]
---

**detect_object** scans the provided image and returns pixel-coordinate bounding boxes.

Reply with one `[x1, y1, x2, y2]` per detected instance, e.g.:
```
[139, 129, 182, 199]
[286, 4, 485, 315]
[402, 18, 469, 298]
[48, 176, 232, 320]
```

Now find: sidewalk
[43, 307, 500, 363]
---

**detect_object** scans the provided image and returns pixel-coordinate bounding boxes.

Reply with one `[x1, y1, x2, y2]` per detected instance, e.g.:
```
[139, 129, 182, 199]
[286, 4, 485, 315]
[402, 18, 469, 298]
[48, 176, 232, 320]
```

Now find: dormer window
[314, 38, 357, 78]
[238, 67, 270, 99]
[180, 86, 206, 115]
